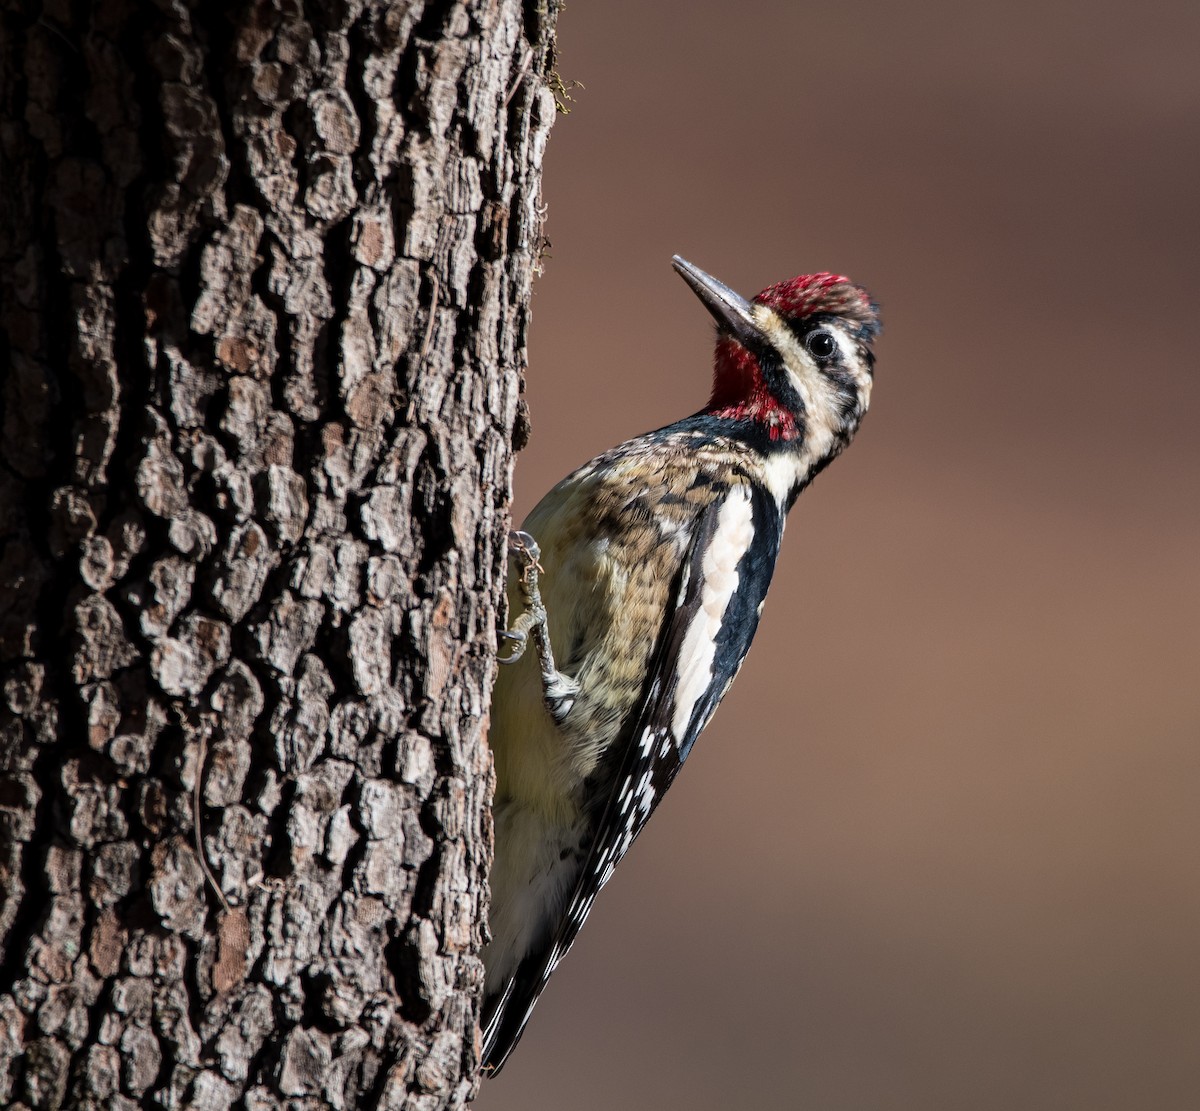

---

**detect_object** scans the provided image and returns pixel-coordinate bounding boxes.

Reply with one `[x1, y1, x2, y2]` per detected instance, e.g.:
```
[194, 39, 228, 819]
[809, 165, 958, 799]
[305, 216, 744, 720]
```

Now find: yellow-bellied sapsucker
[481, 256, 881, 1072]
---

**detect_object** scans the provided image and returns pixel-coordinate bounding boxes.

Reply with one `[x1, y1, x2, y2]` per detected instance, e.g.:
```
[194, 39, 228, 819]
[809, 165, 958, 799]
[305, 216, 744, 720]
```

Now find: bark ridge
[0, 1, 559, 1106]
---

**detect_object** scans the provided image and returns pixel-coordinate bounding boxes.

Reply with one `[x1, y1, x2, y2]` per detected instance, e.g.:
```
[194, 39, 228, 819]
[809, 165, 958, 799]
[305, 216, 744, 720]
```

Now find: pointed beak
[671, 255, 763, 349]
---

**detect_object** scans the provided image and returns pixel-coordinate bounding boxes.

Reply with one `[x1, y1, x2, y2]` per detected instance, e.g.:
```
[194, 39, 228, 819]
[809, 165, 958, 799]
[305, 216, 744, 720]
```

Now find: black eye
[806, 330, 837, 361]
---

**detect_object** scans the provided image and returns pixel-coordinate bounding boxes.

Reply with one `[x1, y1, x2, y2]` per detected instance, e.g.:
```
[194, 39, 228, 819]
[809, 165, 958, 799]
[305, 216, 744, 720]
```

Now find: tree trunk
[0, 1, 558, 1107]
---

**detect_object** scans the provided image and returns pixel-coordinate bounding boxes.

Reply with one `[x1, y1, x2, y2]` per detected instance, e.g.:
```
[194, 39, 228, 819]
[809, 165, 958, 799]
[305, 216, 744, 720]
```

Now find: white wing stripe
[669, 488, 755, 742]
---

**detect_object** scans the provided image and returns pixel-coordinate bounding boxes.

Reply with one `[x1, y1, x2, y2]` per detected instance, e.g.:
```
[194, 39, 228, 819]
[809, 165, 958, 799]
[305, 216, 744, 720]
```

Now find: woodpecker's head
[673, 256, 880, 455]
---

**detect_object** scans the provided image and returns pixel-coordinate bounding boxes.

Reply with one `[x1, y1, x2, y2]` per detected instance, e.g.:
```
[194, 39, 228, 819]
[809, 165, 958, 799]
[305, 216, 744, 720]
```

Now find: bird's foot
[498, 530, 579, 723]
[498, 532, 542, 666]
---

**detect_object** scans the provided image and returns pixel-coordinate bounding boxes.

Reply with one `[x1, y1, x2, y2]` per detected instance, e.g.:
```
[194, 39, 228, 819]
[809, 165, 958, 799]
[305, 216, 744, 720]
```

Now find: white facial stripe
[831, 327, 858, 364]
[749, 304, 873, 456]
[752, 305, 841, 457]
[751, 303, 815, 401]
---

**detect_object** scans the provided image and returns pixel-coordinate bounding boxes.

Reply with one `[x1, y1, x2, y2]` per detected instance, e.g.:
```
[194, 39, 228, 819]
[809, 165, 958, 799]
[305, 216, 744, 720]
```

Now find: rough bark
[0, 1, 558, 1107]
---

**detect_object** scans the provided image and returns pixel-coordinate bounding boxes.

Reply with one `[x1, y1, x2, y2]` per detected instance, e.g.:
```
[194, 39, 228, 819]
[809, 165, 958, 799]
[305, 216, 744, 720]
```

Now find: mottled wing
[482, 480, 783, 1072]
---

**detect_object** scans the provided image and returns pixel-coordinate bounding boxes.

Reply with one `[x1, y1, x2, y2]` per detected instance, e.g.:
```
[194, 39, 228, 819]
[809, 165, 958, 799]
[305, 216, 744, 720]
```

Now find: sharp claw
[508, 530, 543, 577]
[501, 530, 566, 703]
[508, 530, 541, 561]
[498, 627, 529, 665]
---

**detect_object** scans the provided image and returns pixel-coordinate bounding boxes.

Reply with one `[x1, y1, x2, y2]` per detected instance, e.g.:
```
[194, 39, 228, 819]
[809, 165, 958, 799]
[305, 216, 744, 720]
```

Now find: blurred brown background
[478, 0, 1200, 1107]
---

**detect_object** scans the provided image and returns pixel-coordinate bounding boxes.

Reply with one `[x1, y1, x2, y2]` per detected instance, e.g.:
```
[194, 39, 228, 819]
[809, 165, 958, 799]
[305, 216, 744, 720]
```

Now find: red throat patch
[705, 337, 798, 441]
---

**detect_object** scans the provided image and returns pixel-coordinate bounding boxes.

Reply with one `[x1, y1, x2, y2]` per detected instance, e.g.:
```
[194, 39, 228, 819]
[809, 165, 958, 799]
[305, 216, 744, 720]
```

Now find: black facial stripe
[784, 314, 844, 365]
[753, 345, 806, 413]
[793, 308, 882, 346]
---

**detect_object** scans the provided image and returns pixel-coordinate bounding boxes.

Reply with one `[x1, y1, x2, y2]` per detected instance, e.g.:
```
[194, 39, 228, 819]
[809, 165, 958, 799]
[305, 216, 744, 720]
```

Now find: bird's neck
[661, 409, 822, 513]
[704, 338, 800, 443]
